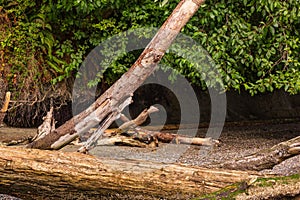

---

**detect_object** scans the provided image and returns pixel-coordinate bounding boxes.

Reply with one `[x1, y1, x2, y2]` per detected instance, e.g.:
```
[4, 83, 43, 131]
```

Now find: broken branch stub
[118, 106, 159, 131]
[0, 91, 10, 126]
[32, 107, 55, 142]
[77, 97, 132, 153]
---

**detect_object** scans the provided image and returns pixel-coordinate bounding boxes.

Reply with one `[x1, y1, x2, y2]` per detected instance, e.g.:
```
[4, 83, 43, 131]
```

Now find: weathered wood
[216, 136, 300, 171]
[88, 105, 218, 149]
[32, 107, 55, 142]
[96, 135, 150, 147]
[26, 0, 206, 150]
[235, 175, 300, 200]
[118, 106, 159, 131]
[0, 146, 264, 199]
[77, 97, 133, 153]
[139, 129, 218, 146]
[0, 91, 10, 126]
[78, 106, 160, 149]
[288, 142, 300, 155]
[93, 128, 217, 148]
[116, 106, 217, 146]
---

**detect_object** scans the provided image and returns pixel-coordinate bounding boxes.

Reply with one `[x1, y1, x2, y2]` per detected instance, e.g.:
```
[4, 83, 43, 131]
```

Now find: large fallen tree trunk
[26, 0, 205, 150]
[0, 146, 264, 200]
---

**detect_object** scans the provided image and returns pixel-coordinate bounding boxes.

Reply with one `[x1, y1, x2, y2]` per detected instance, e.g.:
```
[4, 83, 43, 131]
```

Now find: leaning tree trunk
[27, 0, 206, 150]
[0, 146, 264, 200]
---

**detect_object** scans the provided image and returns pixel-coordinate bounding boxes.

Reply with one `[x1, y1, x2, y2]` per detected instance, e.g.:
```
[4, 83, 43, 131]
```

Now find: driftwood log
[0, 146, 265, 200]
[86, 127, 216, 148]
[215, 136, 300, 171]
[132, 128, 218, 146]
[25, 104, 218, 149]
[26, 0, 206, 150]
[118, 106, 159, 131]
[75, 106, 218, 150]
[78, 105, 160, 152]
[116, 107, 219, 146]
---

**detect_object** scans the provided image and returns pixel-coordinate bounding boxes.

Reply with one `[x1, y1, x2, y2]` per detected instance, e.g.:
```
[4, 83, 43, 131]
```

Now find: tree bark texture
[0, 146, 263, 200]
[26, 0, 206, 150]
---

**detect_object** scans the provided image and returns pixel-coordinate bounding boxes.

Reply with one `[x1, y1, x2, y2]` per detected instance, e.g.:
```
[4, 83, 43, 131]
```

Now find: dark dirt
[0, 127, 36, 144]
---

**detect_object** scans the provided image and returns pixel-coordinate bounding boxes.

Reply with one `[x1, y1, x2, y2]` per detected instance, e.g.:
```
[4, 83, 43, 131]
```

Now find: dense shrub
[1, 0, 299, 98]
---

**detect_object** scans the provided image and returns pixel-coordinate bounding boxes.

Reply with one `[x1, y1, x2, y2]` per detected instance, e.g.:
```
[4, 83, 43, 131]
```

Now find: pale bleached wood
[0, 91, 10, 126]
[216, 136, 300, 171]
[32, 107, 55, 142]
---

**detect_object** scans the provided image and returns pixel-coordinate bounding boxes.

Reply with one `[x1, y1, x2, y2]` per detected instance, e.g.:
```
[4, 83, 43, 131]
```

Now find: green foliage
[186, 0, 300, 94]
[0, 0, 53, 99]
[1, 0, 300, 97]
